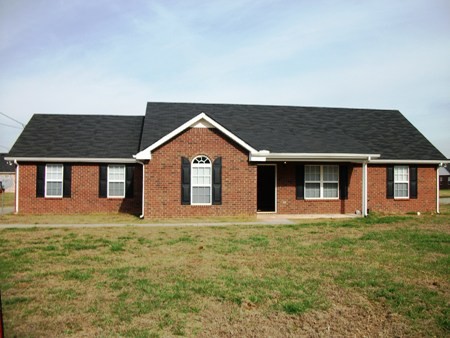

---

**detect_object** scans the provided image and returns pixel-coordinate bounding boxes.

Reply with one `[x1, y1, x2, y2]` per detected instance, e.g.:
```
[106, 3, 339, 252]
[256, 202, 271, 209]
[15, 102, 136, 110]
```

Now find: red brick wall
[367, 164, 437, 213]
[277, 163, 363, 214]
[17, 163, 142, 214]
[15, 154, 438, 216]
[276, 163, 437, 214]
[144, 127, 256, 218]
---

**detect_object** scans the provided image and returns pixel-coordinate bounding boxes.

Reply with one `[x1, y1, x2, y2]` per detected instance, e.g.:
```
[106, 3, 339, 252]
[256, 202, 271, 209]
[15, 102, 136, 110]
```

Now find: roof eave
[250, 152, 381, 163]
[5, 157, 137, 163]
[369, 159, 449, 164]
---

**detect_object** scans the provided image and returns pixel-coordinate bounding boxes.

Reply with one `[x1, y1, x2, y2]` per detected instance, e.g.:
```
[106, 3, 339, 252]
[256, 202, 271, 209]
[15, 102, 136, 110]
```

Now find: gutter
[250, 152, 381, 163]
[4, 157, 137, 164]
[370, 159, 450, 164]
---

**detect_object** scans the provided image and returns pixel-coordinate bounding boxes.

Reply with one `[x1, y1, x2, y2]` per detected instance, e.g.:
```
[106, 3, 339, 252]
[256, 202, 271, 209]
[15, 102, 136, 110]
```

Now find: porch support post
[362, 161, 368, 217]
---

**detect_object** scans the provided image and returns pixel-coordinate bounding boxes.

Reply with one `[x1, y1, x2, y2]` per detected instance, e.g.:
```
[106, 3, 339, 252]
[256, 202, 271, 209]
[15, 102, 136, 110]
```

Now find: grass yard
[440, 189, 450, 198]
[0, 207, 449, 336]
[0, 212, 256, 225]
[0, 192, 14, 207]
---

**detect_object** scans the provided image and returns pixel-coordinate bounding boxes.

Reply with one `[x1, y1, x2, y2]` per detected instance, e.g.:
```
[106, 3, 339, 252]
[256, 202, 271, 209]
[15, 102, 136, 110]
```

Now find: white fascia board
[5, 157, 137, 163]
[135, 112, 258, 159]
[250, 153, 381, 162]
[369, 159, 449, 164]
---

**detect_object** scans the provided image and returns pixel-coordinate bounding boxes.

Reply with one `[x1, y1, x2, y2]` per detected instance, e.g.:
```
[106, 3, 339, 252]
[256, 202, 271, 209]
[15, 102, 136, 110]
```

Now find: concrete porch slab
[257, 213, 361, 222]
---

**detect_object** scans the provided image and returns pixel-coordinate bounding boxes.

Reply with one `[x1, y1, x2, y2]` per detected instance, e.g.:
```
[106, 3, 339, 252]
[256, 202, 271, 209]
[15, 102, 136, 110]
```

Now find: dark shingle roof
[8, 114, 144, 158]
[8, 103, 446, 161]
[141, 102, 446, 160]
[0, 153, 14, 172]
[439, 167, 450, 176]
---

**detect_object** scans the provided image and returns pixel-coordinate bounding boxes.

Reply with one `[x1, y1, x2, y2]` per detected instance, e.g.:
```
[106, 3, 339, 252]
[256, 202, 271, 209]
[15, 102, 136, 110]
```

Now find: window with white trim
[191, 156, 211, 205]
[45, 164, 63, 197]
[108, 165, 125, 198]
[394, 165, 409, 198]
[305, 165, 339, 199]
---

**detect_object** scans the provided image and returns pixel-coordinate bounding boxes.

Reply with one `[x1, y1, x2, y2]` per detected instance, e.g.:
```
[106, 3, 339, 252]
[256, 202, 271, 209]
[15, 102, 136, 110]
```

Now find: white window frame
[394, 165, 409, 199]
[304, 165, 339, 200]
[45, 164, 63, 198]
[191, 155, 212, 205]
[107, 165, 126, 198]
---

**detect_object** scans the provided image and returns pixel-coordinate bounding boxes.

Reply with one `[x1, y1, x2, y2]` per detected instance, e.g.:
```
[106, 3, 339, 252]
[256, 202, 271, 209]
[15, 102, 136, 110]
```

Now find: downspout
[362, 160, 368, 217]
[136, 160, 145, 219]
[14, 160, 19, 214]
[437, 164, 441, 214]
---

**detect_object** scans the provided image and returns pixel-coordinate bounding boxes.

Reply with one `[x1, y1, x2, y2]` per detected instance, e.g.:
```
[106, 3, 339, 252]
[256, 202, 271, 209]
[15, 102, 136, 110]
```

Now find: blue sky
[1, 0, 449, 157]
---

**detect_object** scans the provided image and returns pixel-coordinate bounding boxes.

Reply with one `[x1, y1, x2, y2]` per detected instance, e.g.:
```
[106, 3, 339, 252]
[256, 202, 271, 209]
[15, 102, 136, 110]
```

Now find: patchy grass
[0, 192, 14, 207]
[0, 212, 449, 336]
[440, 189, 450, 198]
[0, 212, 256, 224]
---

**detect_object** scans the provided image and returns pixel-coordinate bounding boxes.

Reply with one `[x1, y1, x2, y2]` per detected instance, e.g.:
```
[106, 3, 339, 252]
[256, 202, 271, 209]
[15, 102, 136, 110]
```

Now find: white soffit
[192, 119, 215, 128]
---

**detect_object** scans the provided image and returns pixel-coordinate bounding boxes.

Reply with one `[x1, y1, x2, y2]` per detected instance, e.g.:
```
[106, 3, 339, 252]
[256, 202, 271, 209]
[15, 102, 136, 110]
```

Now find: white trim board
[250, 153, 381, 163]
[5, 157, 137, 163]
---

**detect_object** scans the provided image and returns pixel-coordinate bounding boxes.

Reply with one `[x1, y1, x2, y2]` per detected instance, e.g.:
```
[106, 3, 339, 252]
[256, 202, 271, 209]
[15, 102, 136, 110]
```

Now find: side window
[45, 164, 63, 197]
[394, 165, 409, 198]
[191, 156, 211, 205]
[108, 165, 125, 198]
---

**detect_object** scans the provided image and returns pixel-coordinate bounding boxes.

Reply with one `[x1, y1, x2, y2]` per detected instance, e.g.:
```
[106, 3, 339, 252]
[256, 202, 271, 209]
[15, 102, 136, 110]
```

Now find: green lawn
[0, 207, 449, 336]
[440, 189, 450, 198]
[0, 192, 14, 207]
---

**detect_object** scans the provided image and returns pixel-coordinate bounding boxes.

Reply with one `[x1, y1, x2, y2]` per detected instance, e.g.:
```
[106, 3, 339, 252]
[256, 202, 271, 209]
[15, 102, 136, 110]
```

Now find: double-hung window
[45, 164, 63, 197]
[108, 165, 125, 198]
[191, 156, 211, 205]
[394, 165, 409, 198]
[305, 165, 339, 199]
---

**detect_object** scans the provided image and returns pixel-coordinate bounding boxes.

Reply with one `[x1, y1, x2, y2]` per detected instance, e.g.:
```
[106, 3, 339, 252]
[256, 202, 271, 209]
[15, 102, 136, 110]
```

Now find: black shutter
[63, 164, 72, 198]
[339, 165, 349, 200]
[181, 157, 190, 205]
[36, 164, 45, 198]
[387, 165, 394, 199]
[212, 157, 222, 205]
[125, 165, 135, 198]
[296, 165, 304, 200]
[410, 165, 418, 199]
[99, 164, 107, 198]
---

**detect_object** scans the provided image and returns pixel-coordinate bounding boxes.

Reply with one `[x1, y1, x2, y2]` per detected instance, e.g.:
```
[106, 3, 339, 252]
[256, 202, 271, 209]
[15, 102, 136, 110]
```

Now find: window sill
[304, 198, 339, 201]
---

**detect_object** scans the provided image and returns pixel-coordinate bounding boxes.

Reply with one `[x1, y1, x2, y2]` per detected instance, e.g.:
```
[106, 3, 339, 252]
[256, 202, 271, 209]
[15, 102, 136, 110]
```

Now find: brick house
[439, 167, 450, 190]
[6, 102, 448, 217]
[0, 153, 15, 193]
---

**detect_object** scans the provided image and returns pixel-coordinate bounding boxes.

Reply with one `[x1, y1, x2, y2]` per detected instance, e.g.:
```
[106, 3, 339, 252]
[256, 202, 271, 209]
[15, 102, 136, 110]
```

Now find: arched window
[191, 155, 212, 204]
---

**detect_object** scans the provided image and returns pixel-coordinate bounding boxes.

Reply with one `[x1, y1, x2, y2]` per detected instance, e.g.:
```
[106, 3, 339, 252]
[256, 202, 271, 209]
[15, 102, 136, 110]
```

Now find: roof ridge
[32, 113, 143, 117]
[146, 101, 400, 112]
